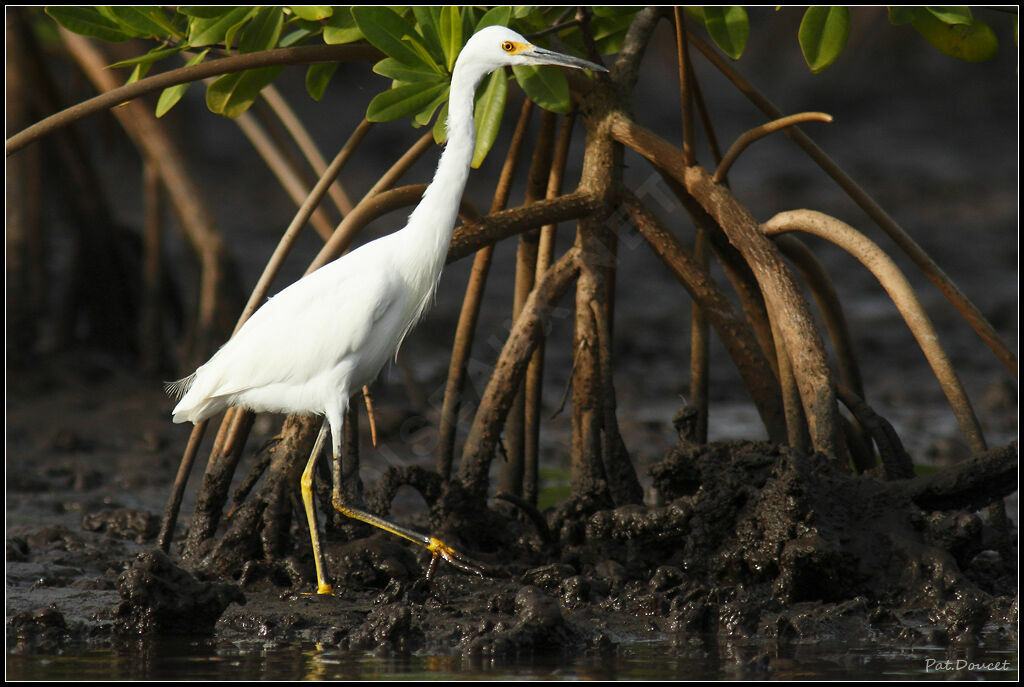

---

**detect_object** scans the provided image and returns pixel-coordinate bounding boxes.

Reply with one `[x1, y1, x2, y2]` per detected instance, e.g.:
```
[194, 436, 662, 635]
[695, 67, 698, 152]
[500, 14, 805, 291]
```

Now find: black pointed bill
[524, 46, 608, 73]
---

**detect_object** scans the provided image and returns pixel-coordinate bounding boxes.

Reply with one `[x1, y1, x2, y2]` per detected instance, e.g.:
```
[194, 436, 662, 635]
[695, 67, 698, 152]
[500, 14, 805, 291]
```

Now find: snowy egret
[168, 26, 606, 595]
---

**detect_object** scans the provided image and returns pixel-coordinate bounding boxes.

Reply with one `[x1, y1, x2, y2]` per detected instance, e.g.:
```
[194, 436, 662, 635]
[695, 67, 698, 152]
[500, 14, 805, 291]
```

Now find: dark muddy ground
[6, 9, 1019, 680]
[5, 356, 1019, 679]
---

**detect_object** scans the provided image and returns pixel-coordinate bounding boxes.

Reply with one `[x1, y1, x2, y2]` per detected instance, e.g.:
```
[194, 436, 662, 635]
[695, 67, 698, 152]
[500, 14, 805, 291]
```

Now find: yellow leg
[329, 480, 487, 578]
[300, 420, 334, 595]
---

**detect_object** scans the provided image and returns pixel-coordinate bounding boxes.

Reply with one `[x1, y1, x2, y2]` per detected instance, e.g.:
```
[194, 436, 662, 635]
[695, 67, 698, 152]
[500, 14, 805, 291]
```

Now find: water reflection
[7, 634, 1018, 681]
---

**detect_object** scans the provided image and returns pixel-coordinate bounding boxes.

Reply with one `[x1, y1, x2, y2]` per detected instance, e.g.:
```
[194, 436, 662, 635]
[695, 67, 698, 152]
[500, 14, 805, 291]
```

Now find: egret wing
[192, 246, 404, 400]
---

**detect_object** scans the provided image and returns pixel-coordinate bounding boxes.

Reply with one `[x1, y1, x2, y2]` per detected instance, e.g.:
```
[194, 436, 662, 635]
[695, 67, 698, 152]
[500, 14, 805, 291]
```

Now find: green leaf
[412, 6, 443, 51]
[238, 6, 284, 53]
[475, 6, 512, 31]
[107, 44, 187, 69]
[591, 10, 638, 54]
[591, 11, 638, 40]
[924, 6, 973, 26]
[323, 8, 362, 45]
[366, 80, 449, 122]
[223, 19, 248, 52]
[413, 85, 451, 127]
[433, 101, 449, 143]
[471, 69, 507, 168]
[460, 6, 475, 44]
[101, 6, 174, 38]
[206, 66, 284, 118]
[352, 6, 438, 70]
[554, 30, 587, 60]
[282, 27, 318, 46]
[289, 6, 333, 21]
[305, 62, 338, 101]
[45, 6, 137, 42]
[94, 6, 128, 27]
[187, 6, 256, 47]
[594, 32, 629, 55]
[592, 7, 640, 18]
[439, 5, 463, 72]
[156, 48, 209, 118]
[911, 12, 999, 62]
[511, 6, 538, 20]
[510, 7, 549, 36]
[178, 6, 239, 19]
[373, 57, 447, 83]
[126, 62, 150, 86]
[798, 6, 851, 72]
[512, 64, 571, 114]
[701, 6, 749, 60]
[407, 39, 446, 74]
[887, 7, 920, 25]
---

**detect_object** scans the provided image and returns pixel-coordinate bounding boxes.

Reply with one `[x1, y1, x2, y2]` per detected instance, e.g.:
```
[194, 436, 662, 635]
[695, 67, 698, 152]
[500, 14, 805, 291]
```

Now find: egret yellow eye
[501, 41, 515, 52]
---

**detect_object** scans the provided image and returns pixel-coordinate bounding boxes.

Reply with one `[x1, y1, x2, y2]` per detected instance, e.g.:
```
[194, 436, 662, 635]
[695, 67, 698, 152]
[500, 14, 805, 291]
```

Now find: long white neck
[398, 58, 487, 288]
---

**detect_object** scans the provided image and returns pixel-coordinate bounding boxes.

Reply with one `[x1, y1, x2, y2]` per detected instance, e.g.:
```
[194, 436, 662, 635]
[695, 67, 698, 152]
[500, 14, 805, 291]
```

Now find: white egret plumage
[168, 26, 606, 595]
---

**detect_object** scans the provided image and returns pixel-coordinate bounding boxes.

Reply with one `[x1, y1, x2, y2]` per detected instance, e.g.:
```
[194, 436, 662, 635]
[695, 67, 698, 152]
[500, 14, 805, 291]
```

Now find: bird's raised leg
[300, 418, 334, 595]
[325, 417, 486, 579]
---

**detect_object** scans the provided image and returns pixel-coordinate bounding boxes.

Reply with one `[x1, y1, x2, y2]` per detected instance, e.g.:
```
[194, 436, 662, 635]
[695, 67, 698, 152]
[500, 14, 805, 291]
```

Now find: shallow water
[7, 634, 1018, 681]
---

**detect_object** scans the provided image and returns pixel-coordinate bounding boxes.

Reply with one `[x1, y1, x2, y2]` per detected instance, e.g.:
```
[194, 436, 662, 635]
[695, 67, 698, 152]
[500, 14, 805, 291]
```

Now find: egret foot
[298, 580, 335, 596]
[329, 491, 487, 581]
[426, 537, 488, 579]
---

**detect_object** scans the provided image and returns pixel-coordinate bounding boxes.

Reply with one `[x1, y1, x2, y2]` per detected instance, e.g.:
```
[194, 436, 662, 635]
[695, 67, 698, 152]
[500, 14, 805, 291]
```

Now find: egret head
[458, 25, 607, 76]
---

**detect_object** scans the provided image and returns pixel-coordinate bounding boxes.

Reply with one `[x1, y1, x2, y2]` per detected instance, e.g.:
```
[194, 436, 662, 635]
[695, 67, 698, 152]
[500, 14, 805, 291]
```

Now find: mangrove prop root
[687, 29, 1017, 377]
[158, 421, 207, 552]
[365, 466, 444, 519]
[184, 410, 254, 557]
[525, 111, 579, 502]
[503, 110, 558, 498]
[773, 234, 865, 399]
[657, 171, 780, 381]
[6, 43, 383, 156]
[836, 385, 914, 480]
[589, 299, 644, 506]
[769, 313, 812, 454]
[231, 440, 276, 506]
[610, 111, 843, 458]
[185, 414, 318, 565]
[448, 191, 603, 264]
[838, 411, 877, 475]
[899, 442, 1017, 512]
[713, 112, 833, 183]
[622, 190, 788, 444]
[459, 247, 582, 499]
[495, 491, 557, 549]
[762, 209, 987, 456]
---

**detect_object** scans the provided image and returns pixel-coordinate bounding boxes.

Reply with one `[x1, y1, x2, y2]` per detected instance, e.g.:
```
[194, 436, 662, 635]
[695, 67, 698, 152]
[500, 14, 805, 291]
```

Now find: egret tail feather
[164, 373, 197, 400]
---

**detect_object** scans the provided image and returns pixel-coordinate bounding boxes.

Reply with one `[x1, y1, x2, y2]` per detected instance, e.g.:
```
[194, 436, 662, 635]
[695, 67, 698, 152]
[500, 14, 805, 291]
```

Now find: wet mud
[7, 358, 1017, 673]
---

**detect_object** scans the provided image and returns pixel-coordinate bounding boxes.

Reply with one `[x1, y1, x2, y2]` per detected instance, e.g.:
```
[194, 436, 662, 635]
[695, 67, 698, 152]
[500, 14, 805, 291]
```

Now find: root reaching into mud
[166, 436, 1017, 656]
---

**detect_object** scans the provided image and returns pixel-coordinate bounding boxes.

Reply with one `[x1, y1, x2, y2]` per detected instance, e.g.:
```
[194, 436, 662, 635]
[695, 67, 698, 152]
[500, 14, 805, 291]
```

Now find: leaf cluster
[43, 6, 1008, 166]
[688, 6, 1002, 72]
[44, 5, 634, 167]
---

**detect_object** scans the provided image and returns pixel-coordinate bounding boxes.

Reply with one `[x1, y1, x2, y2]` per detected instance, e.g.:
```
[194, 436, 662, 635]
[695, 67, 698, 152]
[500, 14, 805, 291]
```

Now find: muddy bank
[7, 359, 1017, 675]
